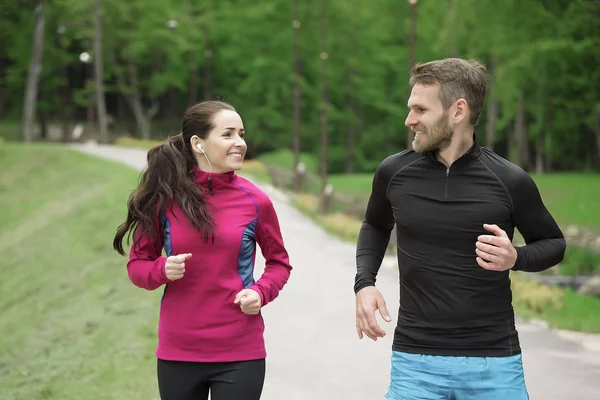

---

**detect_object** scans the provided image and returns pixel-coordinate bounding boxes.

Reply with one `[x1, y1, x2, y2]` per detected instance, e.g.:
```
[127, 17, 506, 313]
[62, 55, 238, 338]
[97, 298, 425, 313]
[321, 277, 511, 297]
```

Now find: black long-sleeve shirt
[355, 136, 566, 357]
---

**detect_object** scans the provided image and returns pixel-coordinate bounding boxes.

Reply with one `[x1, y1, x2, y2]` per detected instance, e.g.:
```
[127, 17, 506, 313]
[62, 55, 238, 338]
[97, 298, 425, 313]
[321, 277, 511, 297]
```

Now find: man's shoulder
[378, 148, 423, 174]
[478, 147, 532, 186]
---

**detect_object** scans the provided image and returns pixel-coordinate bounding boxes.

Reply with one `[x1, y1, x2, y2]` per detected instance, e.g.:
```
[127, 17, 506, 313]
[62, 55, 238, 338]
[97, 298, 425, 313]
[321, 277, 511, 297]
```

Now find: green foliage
[257, 148, 319, 174]
[0, 144, 163, 399]
[1, 0, 599, 171]
[512, 274, 600, 333]
[531, 173, 600, 232]
[113, 136, 161, 150]
[560, 248, 600, 276]
[511, 274, 565, 315]
[0, 121, 22, 141]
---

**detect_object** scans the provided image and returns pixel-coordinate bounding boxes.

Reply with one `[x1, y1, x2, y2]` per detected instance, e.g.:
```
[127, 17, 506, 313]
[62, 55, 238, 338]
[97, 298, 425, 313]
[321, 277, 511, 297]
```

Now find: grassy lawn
[0, 142, 598, 400]
[0, 121, 21, 141]
[530, 173, 600, 232]
[257, 149, 319, 175]
[293, 184, 600, 333]
[327, 172, 600, 233]
[50, 140, 598, 334]
[0, 143, 162, 399]
[256, 149, 600, 233]
[254, 148, 600, 333]
[512, 277, 600, 333]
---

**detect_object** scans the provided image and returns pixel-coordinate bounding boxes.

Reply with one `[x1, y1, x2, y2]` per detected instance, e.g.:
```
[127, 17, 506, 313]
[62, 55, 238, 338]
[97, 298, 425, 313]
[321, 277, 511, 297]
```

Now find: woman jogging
[113, 100, 293, 400]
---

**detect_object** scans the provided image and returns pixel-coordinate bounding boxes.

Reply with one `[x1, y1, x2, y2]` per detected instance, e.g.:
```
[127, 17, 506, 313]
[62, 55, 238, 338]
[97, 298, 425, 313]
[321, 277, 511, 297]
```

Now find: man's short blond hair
[409, 58, 487, 126]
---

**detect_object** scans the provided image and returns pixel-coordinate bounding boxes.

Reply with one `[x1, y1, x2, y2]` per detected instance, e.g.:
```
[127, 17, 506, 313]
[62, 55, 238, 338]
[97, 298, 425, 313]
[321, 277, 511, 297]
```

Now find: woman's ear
[190, 135, 203, 153]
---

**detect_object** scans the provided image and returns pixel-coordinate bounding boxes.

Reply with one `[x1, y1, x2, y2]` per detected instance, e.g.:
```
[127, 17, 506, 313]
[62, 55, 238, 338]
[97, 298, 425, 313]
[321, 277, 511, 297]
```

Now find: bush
[511, 274, 564, 314]
[560, 247, 600, 276]
[240, 160, 270, 182]
[258, 149, 319, 174]
[114, 136, 162, 150]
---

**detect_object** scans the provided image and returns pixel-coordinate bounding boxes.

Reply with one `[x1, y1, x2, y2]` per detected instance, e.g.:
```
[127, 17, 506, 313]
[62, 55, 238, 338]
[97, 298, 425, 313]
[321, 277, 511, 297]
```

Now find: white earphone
[195, 142, 213, 173]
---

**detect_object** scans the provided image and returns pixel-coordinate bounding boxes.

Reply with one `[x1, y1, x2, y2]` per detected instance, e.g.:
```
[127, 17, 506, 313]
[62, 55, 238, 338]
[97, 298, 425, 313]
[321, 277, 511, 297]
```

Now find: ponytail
[113, 134, 214, 256]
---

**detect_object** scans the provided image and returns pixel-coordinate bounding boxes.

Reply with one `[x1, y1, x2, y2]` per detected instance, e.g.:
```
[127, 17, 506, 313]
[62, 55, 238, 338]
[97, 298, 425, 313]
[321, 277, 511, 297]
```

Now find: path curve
[73, 143, 600, 400]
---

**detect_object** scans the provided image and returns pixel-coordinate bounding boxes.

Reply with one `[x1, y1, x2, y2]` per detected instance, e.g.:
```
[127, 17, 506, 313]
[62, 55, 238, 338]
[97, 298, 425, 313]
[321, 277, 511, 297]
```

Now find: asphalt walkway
[73, 143, 600, 400]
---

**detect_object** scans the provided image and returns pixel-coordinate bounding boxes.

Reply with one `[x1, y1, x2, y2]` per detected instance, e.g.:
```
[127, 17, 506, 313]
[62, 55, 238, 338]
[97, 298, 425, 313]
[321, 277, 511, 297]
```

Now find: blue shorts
[385, 351, 530, 400]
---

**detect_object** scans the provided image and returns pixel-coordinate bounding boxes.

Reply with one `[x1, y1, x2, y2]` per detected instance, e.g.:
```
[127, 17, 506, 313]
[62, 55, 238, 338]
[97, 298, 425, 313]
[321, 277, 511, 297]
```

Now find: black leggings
[157, 358, 266, 400]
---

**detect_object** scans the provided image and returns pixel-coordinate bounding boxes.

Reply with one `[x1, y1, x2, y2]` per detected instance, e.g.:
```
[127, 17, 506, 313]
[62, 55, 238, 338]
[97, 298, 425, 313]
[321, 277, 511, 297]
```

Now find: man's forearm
[512, 237, 566, 272]
[354, 221, 391, 293]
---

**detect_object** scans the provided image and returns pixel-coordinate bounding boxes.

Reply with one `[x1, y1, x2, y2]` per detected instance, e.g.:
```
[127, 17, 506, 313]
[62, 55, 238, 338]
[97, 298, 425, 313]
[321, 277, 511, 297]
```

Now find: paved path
[73, 143, 600, 400]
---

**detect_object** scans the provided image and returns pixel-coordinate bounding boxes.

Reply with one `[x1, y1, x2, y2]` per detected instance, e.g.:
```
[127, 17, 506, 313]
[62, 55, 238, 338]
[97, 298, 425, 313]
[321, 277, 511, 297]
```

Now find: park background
[1, 0, 599, 398]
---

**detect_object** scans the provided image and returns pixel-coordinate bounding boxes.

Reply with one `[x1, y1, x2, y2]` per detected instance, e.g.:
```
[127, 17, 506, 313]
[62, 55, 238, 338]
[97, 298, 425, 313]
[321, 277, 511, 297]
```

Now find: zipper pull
[446, 168, 449, 177]
[207, 176, 214, 195]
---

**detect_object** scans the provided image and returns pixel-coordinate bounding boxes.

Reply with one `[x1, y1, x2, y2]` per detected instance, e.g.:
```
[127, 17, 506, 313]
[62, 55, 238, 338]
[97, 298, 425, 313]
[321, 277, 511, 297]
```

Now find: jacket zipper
[207, 176, 214, 195]
[444, 168, 449, 199]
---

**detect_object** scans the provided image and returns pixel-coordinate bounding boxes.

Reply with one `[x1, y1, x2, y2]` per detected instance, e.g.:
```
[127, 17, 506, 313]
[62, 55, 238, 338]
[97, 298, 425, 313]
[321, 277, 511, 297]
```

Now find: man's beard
[412, 112, 453, 153]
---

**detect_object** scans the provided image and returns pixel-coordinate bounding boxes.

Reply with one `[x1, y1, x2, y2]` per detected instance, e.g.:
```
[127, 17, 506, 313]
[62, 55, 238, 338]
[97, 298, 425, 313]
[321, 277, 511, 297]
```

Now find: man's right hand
[355, 286, 392, 341]
[165, 253, 192, 281]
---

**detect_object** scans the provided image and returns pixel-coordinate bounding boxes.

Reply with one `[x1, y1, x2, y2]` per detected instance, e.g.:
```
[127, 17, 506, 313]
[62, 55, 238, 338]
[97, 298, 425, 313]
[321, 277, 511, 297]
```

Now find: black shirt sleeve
[354, 156, 397, 293]
[509, 171, 566, 272]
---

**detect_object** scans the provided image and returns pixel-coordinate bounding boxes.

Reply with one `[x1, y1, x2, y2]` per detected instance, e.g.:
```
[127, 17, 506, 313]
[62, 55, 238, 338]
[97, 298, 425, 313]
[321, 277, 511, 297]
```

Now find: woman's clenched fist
[165, 253, 192, 281]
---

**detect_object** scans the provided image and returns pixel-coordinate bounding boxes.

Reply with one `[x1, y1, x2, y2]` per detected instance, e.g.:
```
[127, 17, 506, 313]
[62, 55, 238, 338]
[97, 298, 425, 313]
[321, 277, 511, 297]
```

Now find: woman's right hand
[165, 253, 192, 281]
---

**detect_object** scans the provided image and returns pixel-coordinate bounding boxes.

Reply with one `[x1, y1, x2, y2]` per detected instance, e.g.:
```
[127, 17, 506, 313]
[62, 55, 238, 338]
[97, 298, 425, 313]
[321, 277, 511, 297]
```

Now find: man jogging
[354, 58, 566, 399]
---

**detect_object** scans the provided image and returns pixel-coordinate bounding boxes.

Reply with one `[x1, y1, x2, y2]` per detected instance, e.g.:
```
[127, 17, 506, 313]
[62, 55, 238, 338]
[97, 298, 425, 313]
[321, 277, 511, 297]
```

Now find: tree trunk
[116, 94, 126, 126]
[357, 100, 365, 142]
[130, 97, 151, 140]
[60, 79, 71, 142]
[345, 68, 356, 173]
[126, 61, 151, 139]
[39, 109, 48, 140]
[319, 0, 329, 197]
[57, 27, 70, 142]
[544, 111, 553, 172]
[507, 119, 517, 163]
[595, 110, 600, 172]
[203, 22, 212, 100]
[94, 0, 108, 143]
[406, 1, 417, 150]
[448, 0, 457, 56]
[189, 49, 199, 104]
[485, 58, 497, 150]
[21, 1, 45, 142]
[535, 81, 546, 174]
[515, 91, 530, 170]
[535, 130, 545, 174]
[292, 0, 302, 192]
[109, 51, 152, 139]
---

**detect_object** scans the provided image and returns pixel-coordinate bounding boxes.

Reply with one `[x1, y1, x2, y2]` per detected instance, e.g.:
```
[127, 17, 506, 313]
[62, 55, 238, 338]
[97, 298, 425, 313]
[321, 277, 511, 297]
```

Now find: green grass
[327, 173, 373, 197]
[326, 172, 600, 232]
[512, 278, 600, 333]
[256, 149, 319, 174]
[257, 148, 600, 332]
[0, 143, 162, 400]
[531, 173, 600, 232]
[560, 247, 600, 276]
[3, 142, 596, 400]
[258, 149, 600, 233]
[113, 136, 162, 150]
[546, 289, 600, 332]
[0, 121, 22, 141]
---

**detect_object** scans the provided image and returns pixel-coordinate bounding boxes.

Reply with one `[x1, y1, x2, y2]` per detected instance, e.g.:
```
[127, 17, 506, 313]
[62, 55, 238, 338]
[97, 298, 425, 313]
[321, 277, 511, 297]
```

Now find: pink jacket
[126, 166, 292, 362]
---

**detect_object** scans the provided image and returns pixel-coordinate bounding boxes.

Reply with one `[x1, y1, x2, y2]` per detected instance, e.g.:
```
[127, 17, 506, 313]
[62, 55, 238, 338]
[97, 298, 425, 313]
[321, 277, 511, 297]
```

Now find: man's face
[405, 83, 453, 153]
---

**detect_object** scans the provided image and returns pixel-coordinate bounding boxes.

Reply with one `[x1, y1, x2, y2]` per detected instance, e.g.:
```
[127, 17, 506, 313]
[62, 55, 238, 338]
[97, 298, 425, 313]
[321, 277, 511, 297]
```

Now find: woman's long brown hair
[113, 101, 236, 256]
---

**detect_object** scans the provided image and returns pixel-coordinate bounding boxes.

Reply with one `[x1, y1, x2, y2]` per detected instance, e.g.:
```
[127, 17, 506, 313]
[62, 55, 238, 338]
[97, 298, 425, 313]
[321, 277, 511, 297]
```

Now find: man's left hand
[475, 224, 517, 271]
[234, 289, 262, 315]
